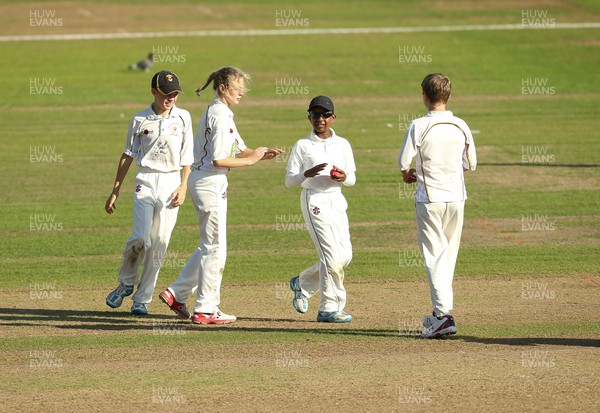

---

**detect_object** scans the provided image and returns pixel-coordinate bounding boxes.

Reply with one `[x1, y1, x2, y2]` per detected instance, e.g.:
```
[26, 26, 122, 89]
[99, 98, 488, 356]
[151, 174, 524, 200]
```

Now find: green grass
[1, 13, 599, 281]
[1, 3, 599, 411]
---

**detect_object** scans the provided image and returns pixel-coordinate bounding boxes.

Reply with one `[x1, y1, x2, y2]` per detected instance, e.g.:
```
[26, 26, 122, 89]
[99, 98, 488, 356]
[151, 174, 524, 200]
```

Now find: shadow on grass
[0, 307, 409, 338]
[478, 163, 600, 168]
[459, 336, 600, 348]
[0, 307, 167, 324]
[1, 308, 598, 346]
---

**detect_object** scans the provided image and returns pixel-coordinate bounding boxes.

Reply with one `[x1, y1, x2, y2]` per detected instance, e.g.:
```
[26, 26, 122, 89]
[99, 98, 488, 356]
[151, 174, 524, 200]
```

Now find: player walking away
[158, 66, 283, 324]
[397, 73, 477, 338]
[286, 96, 357, 323]
[105, 70, 194, 315]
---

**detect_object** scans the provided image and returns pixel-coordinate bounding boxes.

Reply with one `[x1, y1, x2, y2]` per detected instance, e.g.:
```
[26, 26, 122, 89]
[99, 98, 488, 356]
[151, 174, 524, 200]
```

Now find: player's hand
[402, 168, 417, 184]
[105, 193, 118, 214]
[170, 187, 187, 207]
[330, 165, 346, 182]
[250, 147, 269, 164]
[261, 148, 285, 160]
[303, 163, 328, 178]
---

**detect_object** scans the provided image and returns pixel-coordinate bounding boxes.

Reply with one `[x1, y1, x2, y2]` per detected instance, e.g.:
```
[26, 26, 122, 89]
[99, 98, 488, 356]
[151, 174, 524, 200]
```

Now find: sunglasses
[309, 111, 334, 119]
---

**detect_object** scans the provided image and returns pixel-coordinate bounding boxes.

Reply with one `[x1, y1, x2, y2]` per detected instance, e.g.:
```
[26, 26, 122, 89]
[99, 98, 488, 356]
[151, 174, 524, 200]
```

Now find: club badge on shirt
[230, 140, 238, 158]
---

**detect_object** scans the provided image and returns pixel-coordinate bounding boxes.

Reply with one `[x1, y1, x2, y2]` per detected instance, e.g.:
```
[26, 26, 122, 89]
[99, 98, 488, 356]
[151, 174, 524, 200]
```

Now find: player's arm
[212, 147, 268, 168]
[332, 142, 357, 186]
[171, 165, 191, 207]
[285, 163, 329, 188]
[398, 122, 418, 183]
[237, 147, 285, 161]
[171, 113, 194, 207]
[463, 128, 477, 172]
[105, 153, 134, 214]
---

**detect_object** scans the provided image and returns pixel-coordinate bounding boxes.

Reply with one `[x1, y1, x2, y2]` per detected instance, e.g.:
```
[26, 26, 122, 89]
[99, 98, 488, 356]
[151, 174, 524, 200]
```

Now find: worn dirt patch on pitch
[1, 275, 598, 412]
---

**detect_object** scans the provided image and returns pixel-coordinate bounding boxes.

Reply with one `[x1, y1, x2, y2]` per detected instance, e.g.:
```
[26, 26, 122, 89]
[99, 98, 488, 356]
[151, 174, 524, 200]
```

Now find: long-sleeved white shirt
[398, 110, 476, 203]
[286, 128, 356, 192]
[124, 104, 194, 172]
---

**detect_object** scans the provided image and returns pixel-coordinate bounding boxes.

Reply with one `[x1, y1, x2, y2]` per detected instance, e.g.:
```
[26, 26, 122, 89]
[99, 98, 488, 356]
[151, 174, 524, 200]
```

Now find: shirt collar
[212, 97, 234, 117]
[309, 128, 337, 143]
[426, 110, 453, 117]
[145, 104, 178, 120]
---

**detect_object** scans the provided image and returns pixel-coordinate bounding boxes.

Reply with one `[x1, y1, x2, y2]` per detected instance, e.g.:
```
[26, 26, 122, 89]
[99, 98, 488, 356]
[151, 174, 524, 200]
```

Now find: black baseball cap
[308, 95, 334, 112]
[151, 70, 182, 95]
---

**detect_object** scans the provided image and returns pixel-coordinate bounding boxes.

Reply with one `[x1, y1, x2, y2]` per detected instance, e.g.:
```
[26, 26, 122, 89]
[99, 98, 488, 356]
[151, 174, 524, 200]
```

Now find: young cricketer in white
[105, 70, 194, 315]
[286, 96, 357, 323]
[158, 67, 283, 324]
[398, 73, 477, 338]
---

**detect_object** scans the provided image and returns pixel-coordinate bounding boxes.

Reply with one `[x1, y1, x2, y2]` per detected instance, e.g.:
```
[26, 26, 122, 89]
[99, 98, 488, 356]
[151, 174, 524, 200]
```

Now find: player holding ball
[286, 96, 357, 323]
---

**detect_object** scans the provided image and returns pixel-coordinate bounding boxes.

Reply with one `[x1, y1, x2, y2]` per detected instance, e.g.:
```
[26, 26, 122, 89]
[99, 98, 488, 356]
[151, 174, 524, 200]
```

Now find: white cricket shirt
[286, 128, 356, 193]
[193, 98, 248, 174]
[398, 111, 477, 203]
[124, 104, 194, 172]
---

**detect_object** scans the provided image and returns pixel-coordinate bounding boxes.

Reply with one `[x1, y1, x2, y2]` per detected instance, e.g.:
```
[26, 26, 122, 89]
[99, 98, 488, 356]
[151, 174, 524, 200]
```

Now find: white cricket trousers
[298, 189, 352, 313]
[117, 168, 182, 304]
[168, 170, 228, 314]
[415, 201, 465, 317]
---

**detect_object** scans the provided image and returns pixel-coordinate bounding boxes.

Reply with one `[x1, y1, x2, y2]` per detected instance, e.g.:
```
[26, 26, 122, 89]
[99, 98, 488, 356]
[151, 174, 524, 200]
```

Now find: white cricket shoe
[131, 302, 149, 315]
[317, 311, 353, 323]
[421, 313, 457, 339]
[106, 283, 134, 308]
[192, 309, 236, 325]
[289, 276, 308, 313]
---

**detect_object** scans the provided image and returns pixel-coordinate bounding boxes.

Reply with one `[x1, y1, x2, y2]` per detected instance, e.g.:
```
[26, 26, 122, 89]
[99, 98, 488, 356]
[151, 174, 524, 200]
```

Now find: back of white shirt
[398, 111, 476, 203]
[124, 104, 194, 172]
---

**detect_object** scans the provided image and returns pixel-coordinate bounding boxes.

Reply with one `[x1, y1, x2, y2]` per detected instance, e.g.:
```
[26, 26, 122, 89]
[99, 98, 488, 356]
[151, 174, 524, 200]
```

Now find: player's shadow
[0, 307, 410, 337]
[458, 336, 600, 348]
[2, 309, 598, 345]
[478, 162, 600, 168]
[0, 307, 168, 329]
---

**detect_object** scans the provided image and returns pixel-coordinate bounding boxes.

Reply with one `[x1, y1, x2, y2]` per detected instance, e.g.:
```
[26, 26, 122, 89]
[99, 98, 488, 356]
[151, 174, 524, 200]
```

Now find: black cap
[308, 95, 334, 112]
[151, 70, 182, 95]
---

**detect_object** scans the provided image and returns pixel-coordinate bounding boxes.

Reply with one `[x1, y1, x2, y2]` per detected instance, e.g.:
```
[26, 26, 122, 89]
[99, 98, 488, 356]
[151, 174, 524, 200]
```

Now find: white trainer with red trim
[421, 313, 457, 338]
[192, 309, 236, 325]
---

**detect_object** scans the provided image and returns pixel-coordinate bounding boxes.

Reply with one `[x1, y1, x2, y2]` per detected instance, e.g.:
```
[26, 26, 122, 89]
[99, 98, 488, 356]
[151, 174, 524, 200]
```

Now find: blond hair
[421, 73, 451, 104]
[195, 66, 251, 96]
